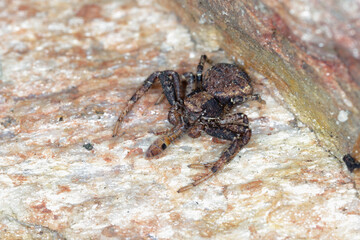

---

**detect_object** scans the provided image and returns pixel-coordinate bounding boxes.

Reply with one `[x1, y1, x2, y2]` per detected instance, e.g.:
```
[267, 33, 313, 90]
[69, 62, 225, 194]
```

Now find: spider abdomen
[203, 63, 253, 105]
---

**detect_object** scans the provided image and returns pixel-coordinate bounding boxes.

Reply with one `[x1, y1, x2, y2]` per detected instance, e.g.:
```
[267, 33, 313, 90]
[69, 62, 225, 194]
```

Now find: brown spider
[113, 55, 261, 193]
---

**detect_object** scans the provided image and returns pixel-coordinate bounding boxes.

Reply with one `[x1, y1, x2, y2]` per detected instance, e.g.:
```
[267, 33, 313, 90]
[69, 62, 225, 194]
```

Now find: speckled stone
[0, 0, 359, 239]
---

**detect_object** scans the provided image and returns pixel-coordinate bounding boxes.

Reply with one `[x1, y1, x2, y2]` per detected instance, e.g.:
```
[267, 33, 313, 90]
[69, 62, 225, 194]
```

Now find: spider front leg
[177, 126, 251, 193]
[113, 71, 161, 137]
[113, 70, 182, 137]
[156, 71, 195, 105]
[146, 123, 186, 158]
[149, 103, 184, 135]
[159, 70, 182, 106]
[146, 110, 186, 158]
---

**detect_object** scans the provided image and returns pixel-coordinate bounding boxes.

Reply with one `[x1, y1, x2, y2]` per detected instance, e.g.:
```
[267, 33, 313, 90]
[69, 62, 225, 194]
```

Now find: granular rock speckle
[0, 0, 359, 239]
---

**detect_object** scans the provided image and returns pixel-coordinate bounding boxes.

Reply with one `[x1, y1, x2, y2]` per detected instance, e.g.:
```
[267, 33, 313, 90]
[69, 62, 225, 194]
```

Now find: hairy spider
[113, 55, 261, 193]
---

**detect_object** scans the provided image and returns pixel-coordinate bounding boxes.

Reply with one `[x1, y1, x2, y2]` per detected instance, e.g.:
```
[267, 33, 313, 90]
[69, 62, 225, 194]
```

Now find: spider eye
[161, 143, 167, 150]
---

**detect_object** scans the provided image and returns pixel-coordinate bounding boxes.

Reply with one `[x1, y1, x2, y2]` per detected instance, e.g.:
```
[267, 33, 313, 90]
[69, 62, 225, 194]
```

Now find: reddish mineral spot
[57, 185, 71, 194]
[76, 4, 102, 21]
[18, 4, 38, 17]
[9, 174, 28, 186]
[31, 201, 52, 214]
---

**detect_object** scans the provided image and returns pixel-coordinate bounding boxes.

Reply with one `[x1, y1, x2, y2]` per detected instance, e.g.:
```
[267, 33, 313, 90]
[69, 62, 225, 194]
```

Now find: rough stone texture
[157, 0, 360, 161]
[1, 0, 360, 239]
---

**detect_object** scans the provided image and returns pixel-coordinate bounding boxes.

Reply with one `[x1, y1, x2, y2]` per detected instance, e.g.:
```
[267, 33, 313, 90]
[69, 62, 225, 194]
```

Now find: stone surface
[0, 0, 360, 239]
[157, 0, 360, 161]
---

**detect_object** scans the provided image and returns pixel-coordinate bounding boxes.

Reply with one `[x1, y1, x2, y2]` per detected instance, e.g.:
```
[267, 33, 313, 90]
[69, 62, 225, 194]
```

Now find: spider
[113, 55, 261, 193]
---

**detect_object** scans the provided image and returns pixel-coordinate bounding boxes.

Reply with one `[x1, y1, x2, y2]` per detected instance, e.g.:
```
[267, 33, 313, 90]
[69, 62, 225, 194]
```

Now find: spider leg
[158, 71, 199, 104]
[203, 113, 249, 127]
[187, 162, 214, 169]
[146, 108, 185, 157]
[150, 106, 181, 135]
[155, 70, 181, 106]
[182, 72, 196, 97]
[146, 123, 186, 158]
[113, 71, 161, 137]
[187, 124, 204, 138]
[159, 70, 182, 106]
[231, 94, 266, 105]
[195, 54, 214, 90]
[196, 55, 207, 90]
[177, 127, 251, 193]
[113, 70, 183, 137]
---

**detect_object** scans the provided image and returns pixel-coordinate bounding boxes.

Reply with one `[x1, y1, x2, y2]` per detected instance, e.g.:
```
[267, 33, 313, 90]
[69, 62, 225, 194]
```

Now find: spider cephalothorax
[113, 55, 261, 192]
